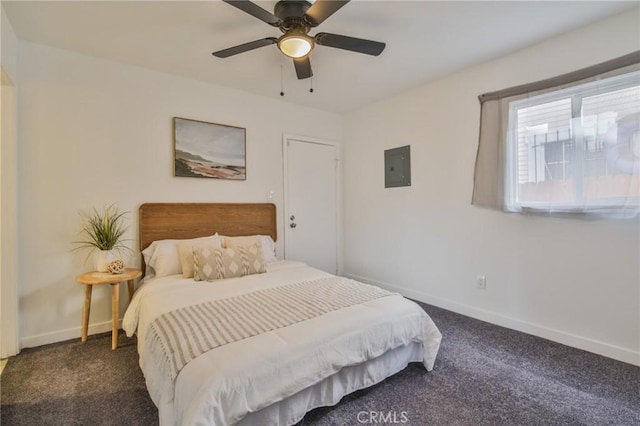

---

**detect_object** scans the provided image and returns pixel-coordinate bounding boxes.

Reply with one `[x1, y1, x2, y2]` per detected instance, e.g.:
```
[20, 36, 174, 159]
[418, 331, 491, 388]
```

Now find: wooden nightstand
[76, 268, 142, 349]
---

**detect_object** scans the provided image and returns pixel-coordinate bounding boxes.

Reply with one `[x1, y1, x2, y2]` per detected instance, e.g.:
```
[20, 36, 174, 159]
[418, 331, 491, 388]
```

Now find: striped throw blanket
[147, 276, 394, 379]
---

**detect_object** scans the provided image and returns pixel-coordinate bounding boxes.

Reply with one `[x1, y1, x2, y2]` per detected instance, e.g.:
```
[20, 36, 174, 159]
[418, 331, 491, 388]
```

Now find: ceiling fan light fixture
[213, 0, 386, 80]
[278, 32, 314, 58]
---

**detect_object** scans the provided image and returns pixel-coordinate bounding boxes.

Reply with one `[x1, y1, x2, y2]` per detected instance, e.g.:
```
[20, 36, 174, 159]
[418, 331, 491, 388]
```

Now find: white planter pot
[95, 250, 116, 272]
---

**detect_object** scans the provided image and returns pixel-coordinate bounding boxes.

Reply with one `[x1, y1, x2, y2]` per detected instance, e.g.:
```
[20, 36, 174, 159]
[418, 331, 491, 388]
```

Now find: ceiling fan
[212, 0, 386, 80]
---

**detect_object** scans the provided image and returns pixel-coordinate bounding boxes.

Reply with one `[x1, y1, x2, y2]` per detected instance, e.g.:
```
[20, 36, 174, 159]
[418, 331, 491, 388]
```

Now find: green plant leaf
[73, 204, 131, 252]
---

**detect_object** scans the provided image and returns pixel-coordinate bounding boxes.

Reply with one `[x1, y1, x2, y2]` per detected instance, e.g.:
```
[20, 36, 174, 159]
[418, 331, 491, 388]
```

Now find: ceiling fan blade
[223, 0, 282, 26]
[315, 32, 385, 56]
[293, 56, 313, 80]
[212, 38, 277, 58]
[304, 0, 350, 26]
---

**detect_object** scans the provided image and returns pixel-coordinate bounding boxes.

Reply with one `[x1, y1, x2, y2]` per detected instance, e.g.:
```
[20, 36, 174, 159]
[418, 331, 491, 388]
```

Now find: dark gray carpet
[2, 303, 638, 425]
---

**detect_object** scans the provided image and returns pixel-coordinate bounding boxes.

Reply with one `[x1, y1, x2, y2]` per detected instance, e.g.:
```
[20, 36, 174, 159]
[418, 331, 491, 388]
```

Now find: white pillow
[142, 234, 221, 278]
[259, 235, 277, 263]
[142, 240, 179, 278]
[223, 235, 277, 263]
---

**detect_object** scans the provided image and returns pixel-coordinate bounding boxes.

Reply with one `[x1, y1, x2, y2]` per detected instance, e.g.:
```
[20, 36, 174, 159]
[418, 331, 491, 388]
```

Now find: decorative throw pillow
[177, 234, 223, 278]
[193, 243, 266, 282]
[223, 235, 277, 263]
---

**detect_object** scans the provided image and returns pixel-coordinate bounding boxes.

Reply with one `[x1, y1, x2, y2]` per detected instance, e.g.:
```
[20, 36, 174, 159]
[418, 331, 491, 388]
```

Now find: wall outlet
[476, 275, 486, 290]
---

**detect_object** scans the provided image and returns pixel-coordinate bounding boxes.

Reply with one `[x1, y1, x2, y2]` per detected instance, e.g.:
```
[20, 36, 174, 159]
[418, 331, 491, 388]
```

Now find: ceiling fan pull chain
[280, 64, 285, 96]
[309, 76, 314, 93]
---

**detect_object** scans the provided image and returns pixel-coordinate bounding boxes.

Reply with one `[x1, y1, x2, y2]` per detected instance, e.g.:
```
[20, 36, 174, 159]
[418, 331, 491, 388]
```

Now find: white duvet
[123, 261, 442, 425]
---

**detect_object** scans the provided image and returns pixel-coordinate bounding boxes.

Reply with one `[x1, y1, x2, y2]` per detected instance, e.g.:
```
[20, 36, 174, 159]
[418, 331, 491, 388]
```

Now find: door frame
[1, 67, 19, 358]
[282, 134, 343, 275]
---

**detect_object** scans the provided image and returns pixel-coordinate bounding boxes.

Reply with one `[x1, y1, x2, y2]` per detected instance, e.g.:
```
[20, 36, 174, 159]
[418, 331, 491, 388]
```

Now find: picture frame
[173, 117, 246, 180]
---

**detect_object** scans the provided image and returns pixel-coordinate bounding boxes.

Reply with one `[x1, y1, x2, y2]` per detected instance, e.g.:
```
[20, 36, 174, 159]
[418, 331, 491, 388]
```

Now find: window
[472, 51, 640, 217]
[505, 72, 640, 211]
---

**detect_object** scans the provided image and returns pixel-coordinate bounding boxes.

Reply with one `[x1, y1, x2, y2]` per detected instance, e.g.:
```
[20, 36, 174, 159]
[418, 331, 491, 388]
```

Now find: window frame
[504, 70, 640, 212]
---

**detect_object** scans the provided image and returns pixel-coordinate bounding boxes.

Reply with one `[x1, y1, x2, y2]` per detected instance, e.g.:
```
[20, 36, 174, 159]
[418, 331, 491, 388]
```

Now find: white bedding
[123, 260, 442, 425]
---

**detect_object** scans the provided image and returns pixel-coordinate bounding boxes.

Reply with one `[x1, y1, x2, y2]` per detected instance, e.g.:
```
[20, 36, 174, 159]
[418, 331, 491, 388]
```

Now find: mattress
[123, 260, 442, 425]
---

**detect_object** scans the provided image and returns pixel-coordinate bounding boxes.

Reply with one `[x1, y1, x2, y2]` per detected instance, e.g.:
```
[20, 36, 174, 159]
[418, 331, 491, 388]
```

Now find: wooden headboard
[139, 203, 277, 251]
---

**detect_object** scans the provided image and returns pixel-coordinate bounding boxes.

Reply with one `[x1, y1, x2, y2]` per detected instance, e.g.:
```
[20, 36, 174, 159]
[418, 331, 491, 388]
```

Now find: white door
[284, 136, 339, 274]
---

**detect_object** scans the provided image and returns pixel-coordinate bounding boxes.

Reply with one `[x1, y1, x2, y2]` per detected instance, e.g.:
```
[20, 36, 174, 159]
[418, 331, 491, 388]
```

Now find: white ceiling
[3, 1, 637, 113]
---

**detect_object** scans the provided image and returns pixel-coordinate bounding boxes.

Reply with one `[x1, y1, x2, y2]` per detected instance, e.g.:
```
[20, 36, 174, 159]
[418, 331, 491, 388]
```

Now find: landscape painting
[174, 117, 246, 180]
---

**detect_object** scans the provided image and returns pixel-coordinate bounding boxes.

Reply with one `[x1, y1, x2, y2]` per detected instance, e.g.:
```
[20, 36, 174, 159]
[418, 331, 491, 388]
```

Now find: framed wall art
[173, 117, 246, 180]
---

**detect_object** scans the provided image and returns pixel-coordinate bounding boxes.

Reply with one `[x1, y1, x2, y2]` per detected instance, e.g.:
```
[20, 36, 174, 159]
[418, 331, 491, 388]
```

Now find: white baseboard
[20, 319, 122, 349]
[345, 273, 640, 366]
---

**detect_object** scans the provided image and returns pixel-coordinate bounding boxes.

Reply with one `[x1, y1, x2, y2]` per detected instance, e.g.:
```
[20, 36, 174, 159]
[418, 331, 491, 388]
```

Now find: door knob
[290, 223, 297, 228]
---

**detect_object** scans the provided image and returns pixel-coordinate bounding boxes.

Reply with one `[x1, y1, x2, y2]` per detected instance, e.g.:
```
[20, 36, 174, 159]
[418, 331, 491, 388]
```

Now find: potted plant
[74, 204, 129, 272]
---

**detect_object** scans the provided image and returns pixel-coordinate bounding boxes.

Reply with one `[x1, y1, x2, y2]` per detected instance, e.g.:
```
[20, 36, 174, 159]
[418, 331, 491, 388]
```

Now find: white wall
[344, 10, 640, 365]
[17, 42, 342, 347]
[1, 6, 18, 81]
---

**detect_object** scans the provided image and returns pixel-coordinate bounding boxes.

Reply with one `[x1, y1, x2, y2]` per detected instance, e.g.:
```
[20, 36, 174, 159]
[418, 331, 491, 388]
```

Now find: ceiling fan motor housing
[274, 1, 312, 19]
[274, 0, 313, 29]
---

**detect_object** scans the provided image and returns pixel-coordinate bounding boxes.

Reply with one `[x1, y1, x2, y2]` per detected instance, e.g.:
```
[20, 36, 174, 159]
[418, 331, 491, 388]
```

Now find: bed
[123, 203, 442, 426]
